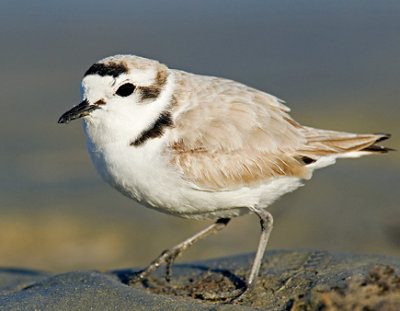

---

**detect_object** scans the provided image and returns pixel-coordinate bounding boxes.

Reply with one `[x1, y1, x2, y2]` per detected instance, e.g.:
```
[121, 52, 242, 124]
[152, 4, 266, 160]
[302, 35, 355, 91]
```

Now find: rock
[1, 250, 400, 310]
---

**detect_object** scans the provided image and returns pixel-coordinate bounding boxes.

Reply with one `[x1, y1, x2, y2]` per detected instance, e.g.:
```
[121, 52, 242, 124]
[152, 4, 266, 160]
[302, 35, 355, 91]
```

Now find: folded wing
[167, 71, 391, 190]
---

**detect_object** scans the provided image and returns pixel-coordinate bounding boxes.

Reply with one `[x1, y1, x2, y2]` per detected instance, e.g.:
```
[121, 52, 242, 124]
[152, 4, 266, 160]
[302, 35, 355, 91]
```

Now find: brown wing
[167, 71, 310, 190]
[167, 70, 391, 190]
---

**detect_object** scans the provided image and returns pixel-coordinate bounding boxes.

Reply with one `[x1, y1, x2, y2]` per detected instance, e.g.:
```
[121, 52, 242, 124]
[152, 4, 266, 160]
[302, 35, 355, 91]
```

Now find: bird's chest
[84, 123, 182, 208]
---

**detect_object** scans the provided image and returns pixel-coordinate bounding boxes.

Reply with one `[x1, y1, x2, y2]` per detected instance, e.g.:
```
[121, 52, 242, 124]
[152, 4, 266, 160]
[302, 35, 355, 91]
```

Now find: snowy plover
[58, 54, 391, 300]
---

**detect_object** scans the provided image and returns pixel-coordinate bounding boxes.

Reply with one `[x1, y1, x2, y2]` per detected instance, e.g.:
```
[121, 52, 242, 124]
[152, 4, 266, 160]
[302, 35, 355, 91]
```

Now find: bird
[58, 54, 392, 300]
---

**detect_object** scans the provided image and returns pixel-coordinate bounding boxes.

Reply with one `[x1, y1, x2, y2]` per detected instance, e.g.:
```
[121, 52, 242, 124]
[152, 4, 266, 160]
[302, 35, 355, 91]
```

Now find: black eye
[116, 83, 135, 97]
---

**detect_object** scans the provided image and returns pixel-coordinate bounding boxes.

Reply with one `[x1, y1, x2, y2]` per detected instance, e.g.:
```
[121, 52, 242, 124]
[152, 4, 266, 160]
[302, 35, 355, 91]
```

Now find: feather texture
[166, 70, 391, 190]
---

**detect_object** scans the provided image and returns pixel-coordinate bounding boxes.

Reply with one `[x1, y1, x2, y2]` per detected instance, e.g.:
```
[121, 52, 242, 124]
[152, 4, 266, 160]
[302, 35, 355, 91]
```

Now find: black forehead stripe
[84, 63, 128, 78]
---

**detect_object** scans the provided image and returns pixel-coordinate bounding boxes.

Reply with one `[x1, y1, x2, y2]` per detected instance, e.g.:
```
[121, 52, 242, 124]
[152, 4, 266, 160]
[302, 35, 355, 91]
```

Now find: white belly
[84, 122, 302, 220]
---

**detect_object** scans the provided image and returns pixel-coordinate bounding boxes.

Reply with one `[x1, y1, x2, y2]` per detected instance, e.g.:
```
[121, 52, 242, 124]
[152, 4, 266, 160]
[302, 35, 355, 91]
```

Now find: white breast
[84, 124, 182, 208]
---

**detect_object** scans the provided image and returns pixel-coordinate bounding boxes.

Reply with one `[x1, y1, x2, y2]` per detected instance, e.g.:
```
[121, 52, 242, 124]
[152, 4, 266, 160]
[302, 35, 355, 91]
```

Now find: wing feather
[167, 71, 308, 189]
[166, 70, 391, 190]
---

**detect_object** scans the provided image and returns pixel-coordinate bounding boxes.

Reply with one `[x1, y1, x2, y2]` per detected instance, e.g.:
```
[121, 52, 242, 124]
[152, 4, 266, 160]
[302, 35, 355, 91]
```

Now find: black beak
[58, 99, 99, 124]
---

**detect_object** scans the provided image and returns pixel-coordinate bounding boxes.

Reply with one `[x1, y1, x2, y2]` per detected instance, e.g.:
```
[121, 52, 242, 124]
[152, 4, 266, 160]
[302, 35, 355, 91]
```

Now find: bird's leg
[232, 209, 273, 301]
[246, 209, 273, 288]
[130, 218, 231, 284]
[200, 209, 274, 302]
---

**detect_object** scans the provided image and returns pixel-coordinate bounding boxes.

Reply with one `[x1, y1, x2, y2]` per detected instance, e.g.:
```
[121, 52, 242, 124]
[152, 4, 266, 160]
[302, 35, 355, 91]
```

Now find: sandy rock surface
[1, 250, 399, 311]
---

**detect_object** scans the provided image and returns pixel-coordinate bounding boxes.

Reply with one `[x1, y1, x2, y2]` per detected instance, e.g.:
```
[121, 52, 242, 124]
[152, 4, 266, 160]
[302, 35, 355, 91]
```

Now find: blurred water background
[0, 0, 399, 272]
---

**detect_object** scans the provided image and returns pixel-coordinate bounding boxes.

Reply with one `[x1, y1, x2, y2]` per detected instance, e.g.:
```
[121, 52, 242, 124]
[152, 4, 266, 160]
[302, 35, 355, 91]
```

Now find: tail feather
[297, 128, 393, 166]
[374, 133, 392, 143]
[361, 134, 394, 153]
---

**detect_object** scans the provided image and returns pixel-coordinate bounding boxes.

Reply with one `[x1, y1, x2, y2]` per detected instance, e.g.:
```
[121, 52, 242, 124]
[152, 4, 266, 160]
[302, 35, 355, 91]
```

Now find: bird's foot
[129, 246, 182, 284]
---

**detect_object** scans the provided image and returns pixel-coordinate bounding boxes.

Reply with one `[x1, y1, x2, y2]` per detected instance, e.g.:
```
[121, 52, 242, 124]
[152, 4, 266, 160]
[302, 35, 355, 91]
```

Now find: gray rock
[1, 250, 399, 310]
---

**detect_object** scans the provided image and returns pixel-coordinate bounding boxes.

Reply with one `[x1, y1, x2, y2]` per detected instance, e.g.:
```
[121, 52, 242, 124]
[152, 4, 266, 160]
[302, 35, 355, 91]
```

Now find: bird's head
[58, 55, 171, 126]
